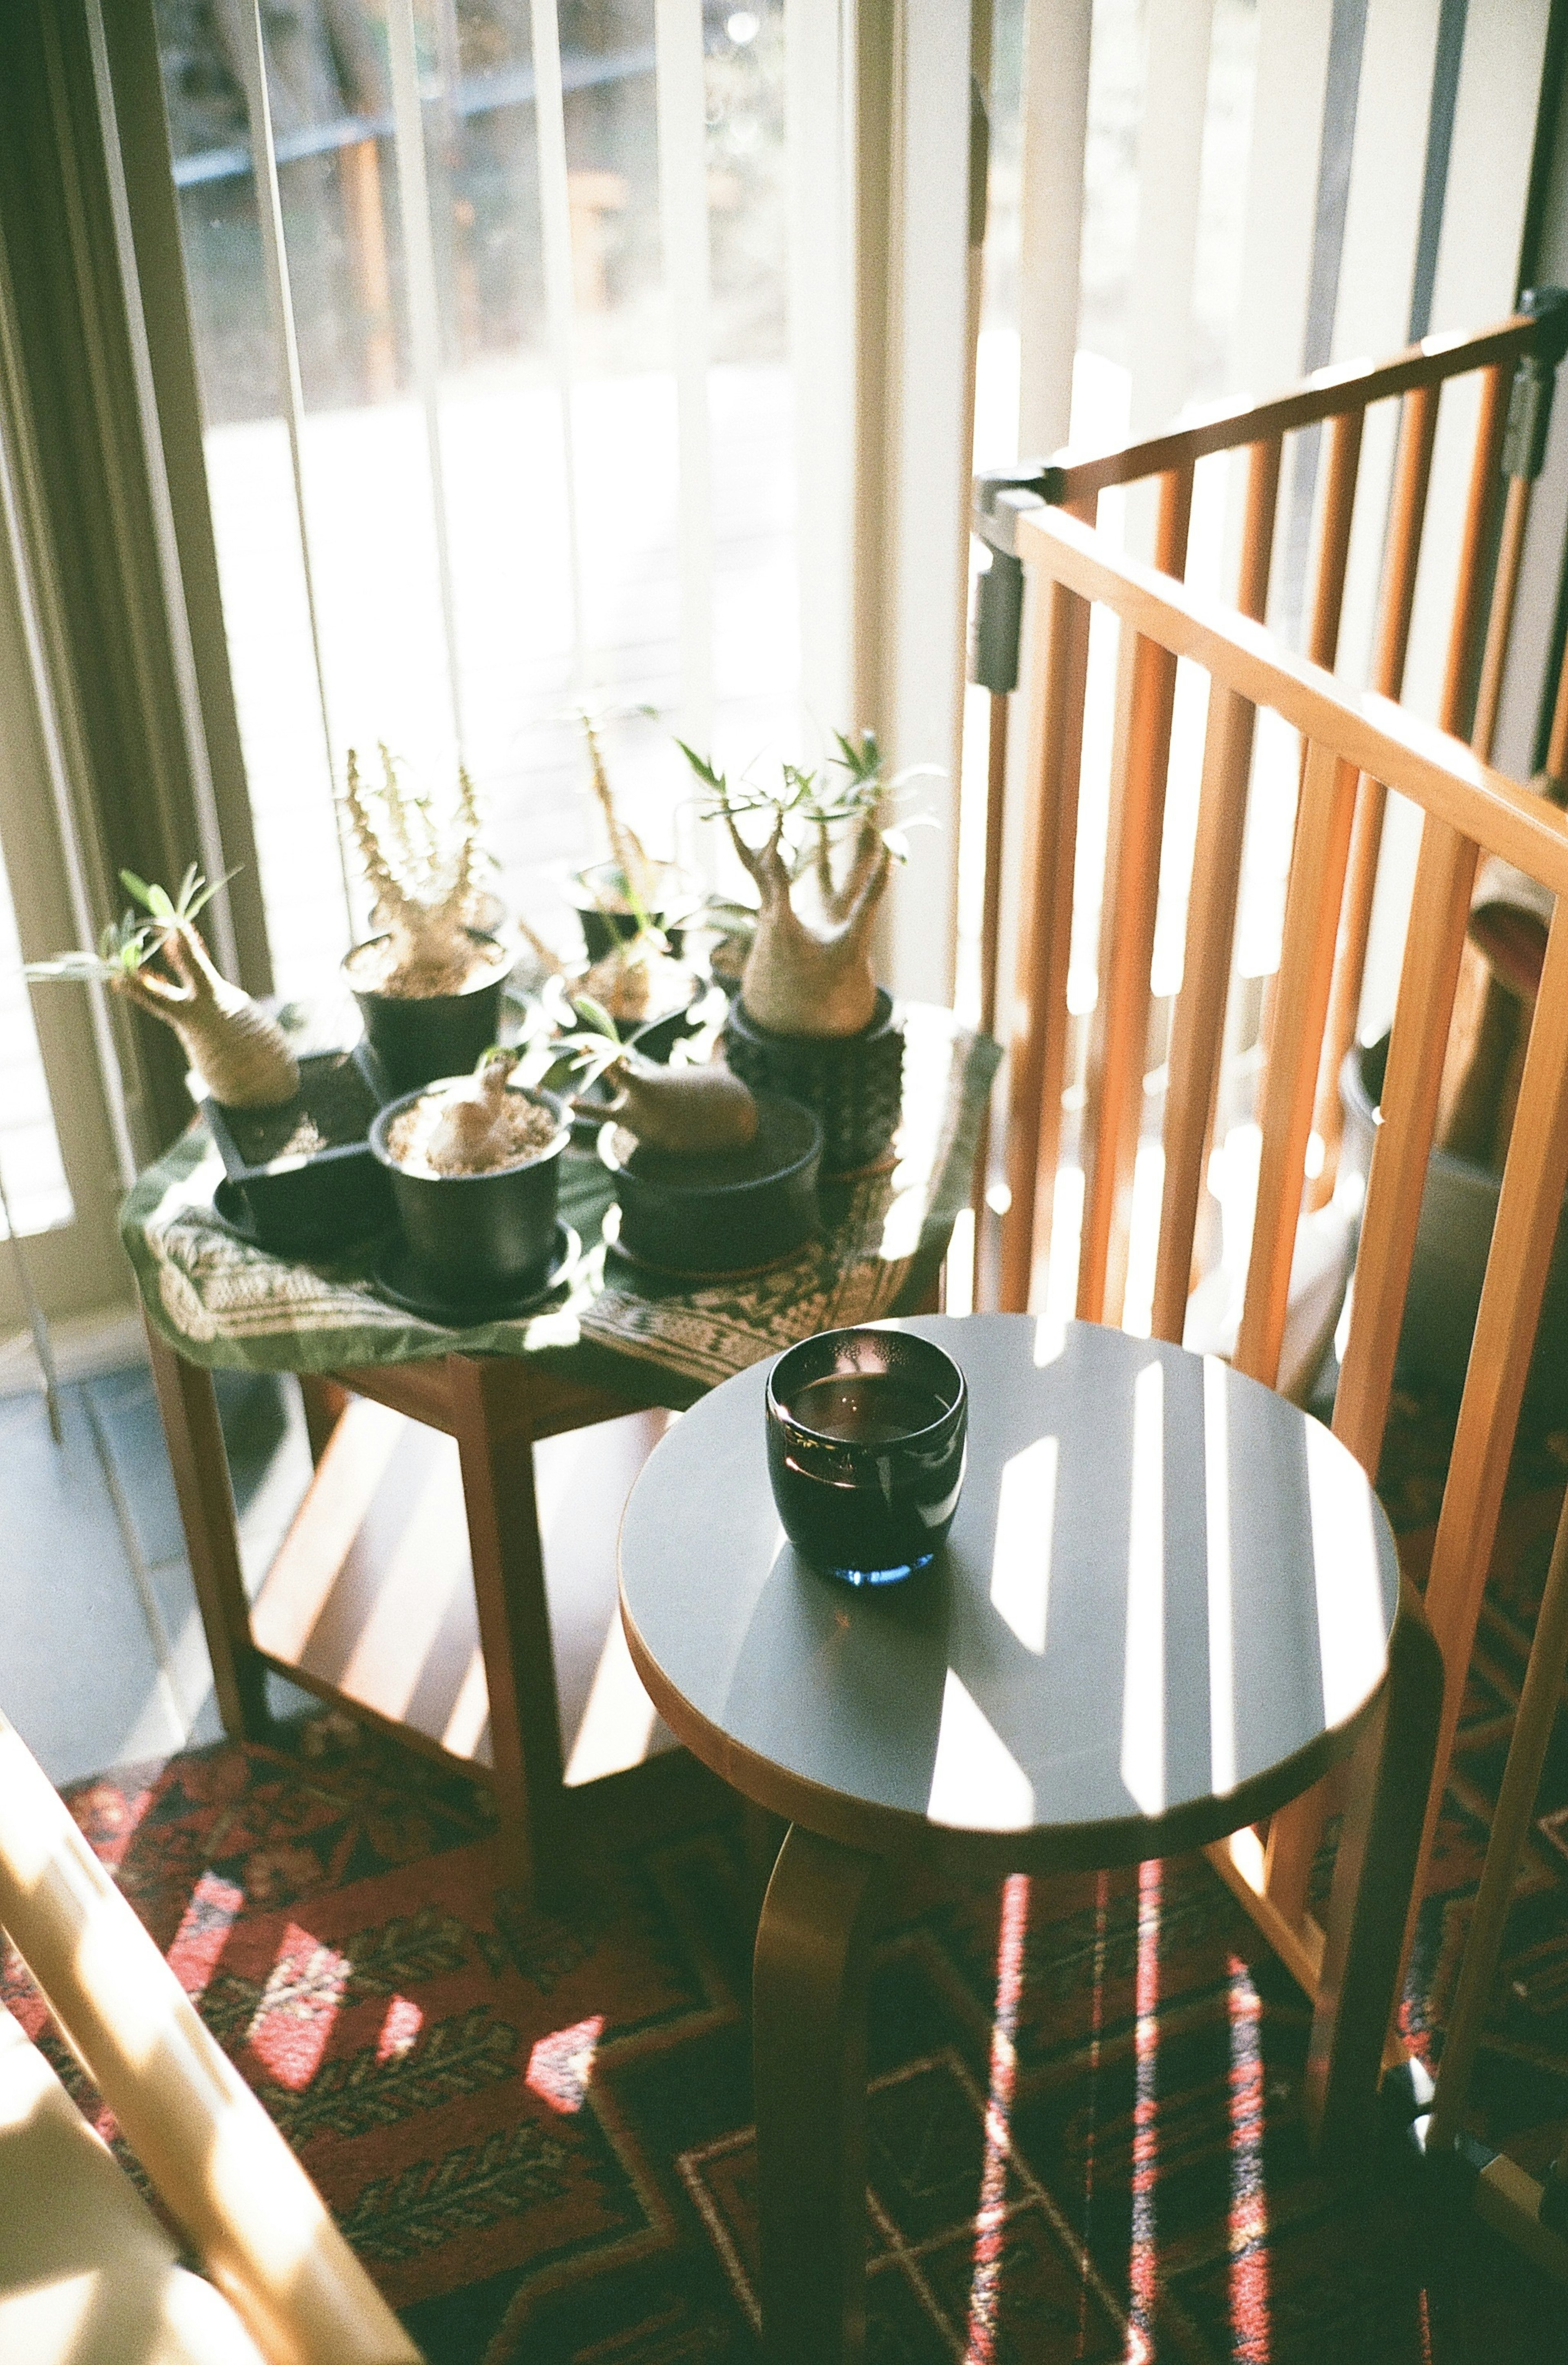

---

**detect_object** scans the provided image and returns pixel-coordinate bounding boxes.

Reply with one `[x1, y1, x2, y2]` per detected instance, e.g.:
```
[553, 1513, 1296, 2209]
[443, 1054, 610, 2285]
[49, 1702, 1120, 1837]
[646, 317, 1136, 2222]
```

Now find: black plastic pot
[204, 1046, 392, 1255]
[1340, 1033, 1568, 1415]
[601, 1092, 822, 1274]
[370, 1082, 569, 1299]
[569, 861, 695, 961]
[721, 989, 904, 1176]
[345, 931, 511, 1096]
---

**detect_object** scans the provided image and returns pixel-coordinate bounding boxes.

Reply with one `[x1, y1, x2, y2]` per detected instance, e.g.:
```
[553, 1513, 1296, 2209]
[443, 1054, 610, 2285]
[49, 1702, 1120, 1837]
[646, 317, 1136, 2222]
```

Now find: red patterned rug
[5, 1389, 1568, 2363]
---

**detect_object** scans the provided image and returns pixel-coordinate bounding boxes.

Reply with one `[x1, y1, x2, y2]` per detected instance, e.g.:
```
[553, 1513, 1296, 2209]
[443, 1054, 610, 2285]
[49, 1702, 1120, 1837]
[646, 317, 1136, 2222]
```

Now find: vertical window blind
[155, 0, 807, 995]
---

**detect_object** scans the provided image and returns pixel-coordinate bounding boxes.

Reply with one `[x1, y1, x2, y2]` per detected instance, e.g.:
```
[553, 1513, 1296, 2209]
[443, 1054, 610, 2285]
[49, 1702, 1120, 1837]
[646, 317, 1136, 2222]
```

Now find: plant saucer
[370, 1223, 580, 1328]
[599, 1200, 812, 1283]
[212, 1177, 390, 1262]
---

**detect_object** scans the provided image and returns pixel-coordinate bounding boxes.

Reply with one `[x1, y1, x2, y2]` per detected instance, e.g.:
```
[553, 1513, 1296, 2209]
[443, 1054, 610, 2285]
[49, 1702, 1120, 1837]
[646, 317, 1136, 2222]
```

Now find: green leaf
[119, 870, 153, 910]
[569, 993, 620, 1043]
[181, 864, 239, 924]
[674, 738, 726, 792]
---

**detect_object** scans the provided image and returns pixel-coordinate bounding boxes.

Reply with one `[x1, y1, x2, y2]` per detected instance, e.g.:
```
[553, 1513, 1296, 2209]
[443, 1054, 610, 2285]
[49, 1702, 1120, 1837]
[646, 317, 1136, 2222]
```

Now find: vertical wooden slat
[1151, 436, 1281, 1343]
[1232, 739, 1360, 1386]
[1470, 472, 1534, 762]
[971, 688, 1011, 1262]
[1547, 624, 1568, 788]
[1331, 823, 1480, 1474]
[1303, 407, 1365, 670]
[1263, 367, 1511, 1932]
[1310, 384, 1441, 1195]
[1398, 906, 1568, 1969]
[1260, 815, 1481, 1926]
[1428, 1485, 1568, 2153]
[978, 691, 1010, 1042]
[1076, 463, 1194, 1326]
[999, 532, 1093, 1313]
[1438, 361, 1512, 737]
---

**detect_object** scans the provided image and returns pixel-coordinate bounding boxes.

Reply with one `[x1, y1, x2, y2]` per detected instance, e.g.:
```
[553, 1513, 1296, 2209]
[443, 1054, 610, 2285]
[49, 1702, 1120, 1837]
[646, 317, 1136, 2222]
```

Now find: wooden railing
[998, 448, 1568, 2029]
[973, 298, 1568, 1326]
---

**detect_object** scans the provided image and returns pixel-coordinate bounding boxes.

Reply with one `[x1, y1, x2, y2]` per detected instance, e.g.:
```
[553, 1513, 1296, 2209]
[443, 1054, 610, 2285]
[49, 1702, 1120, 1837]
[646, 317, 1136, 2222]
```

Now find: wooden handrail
[1013, 503, 1568, 891]
[1029, 312, 1535, 504]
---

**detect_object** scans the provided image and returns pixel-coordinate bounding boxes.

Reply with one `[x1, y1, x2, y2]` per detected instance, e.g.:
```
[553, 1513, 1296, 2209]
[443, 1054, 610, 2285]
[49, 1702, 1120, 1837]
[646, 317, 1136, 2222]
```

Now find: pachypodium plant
[26, 866, 299, 1109]
[578, 707, 664, 924]
[678, 730, 924, 1039]
[343, 745, 509, 994]
[558, 993, 757, 1155]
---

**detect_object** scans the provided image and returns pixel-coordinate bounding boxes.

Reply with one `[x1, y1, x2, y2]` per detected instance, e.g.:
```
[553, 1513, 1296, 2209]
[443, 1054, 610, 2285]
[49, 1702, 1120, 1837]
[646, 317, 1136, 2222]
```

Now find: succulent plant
[678, 730, 929, 1039]
[342, 746, 506, 995]
[26, 867, 300, 1110]
[561, 995, 758, 1156]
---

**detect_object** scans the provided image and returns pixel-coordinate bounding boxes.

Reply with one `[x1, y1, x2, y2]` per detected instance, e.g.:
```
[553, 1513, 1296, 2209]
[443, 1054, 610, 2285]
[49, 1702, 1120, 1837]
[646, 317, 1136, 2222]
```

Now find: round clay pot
[569, 861, 695, 962]
[1340, 1033, 1568, 1415]
[600, 1092, 822, 1274]
[720, 989, 904, 1176]
[370, 1082, 568, 1298]
[346, 931, 510, 1096]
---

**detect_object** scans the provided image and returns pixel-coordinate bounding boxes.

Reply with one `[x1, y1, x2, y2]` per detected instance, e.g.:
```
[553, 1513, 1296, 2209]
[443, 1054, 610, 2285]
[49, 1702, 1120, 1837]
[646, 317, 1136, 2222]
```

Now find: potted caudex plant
[24, 868, 392, 1253]
[561, 997, 822, 1276]
[677, 730, 915, 1173]
[369, 1049, 573, 1320]
[566, 708, 699, 963]
[27, 865, 298, 1106]
[341, 746, 517, 1092]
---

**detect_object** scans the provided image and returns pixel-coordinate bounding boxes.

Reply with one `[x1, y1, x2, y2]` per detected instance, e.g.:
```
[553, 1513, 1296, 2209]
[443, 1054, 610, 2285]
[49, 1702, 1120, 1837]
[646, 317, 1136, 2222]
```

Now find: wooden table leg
[753, 1824, 880, 2365]
[142, 1314, 270, 1741]
[448, 1355, 566, 1906]
[298, 1375, 349, 1468]
[1302, 1575, 1443, 2157]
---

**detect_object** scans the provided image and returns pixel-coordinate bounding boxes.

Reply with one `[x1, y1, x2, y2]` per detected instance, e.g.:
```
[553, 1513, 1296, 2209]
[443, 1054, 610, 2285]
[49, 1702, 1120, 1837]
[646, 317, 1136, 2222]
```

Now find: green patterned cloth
[121, 1005, 999, 1410]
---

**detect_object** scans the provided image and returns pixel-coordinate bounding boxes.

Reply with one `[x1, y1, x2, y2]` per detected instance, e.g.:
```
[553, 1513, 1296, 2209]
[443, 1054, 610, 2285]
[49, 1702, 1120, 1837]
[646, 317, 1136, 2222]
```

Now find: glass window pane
[156, 0, 796, 998]
[0, 839, 73, 1241]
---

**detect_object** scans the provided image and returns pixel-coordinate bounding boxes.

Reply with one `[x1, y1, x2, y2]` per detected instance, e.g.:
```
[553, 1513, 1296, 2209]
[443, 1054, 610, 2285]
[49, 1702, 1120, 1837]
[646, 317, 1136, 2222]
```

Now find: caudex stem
[678, 730, 908, 1040]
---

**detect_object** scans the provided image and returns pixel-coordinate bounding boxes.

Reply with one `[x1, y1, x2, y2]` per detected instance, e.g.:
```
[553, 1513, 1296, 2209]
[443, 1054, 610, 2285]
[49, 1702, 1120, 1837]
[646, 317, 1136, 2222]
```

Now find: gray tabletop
[618, 1314, 1400, 1871]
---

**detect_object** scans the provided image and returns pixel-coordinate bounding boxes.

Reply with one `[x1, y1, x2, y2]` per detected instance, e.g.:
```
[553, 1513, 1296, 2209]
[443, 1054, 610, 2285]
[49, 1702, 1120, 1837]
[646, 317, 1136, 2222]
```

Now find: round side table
[618, 1315, 1439, 2365]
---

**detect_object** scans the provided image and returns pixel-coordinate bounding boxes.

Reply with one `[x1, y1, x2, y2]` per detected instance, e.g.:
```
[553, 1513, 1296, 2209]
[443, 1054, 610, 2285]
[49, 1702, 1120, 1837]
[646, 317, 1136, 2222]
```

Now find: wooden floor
[0, 1360, 308, 1783]
[0, 1359, 675, 1794]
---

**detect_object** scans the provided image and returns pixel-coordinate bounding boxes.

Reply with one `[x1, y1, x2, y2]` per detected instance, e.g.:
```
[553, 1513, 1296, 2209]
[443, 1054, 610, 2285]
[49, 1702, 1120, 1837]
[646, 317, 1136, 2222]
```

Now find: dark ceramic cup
[765, 1325, 967, 1586]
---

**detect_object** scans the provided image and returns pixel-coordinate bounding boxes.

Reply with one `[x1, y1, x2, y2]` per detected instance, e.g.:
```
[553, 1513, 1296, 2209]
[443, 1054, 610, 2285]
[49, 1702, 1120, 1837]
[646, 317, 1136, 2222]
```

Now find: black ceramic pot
[345, 931, 510, 1096]
[205, 1045, 392, 1255]
[569, 862, 694, 962]
[370, 1082, 568, 1298]
[601, 1092, 822, 1274]
[1340, 1033, 1568, 1415]
[721, 989, 904, 1176]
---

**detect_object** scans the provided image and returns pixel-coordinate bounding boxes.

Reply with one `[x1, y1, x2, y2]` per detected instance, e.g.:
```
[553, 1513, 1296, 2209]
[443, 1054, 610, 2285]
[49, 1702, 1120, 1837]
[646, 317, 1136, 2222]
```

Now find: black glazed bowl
[765, 1325, 967, 1586]
[599, 1091, 822, 1274]
[345, 931, 511, 1096]
[370, 1080, 568, 1298]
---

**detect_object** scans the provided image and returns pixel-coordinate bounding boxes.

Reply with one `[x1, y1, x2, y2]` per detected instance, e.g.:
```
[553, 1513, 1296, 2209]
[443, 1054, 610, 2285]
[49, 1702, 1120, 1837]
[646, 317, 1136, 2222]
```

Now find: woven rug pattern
[5, 1390, 1568, 2362]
